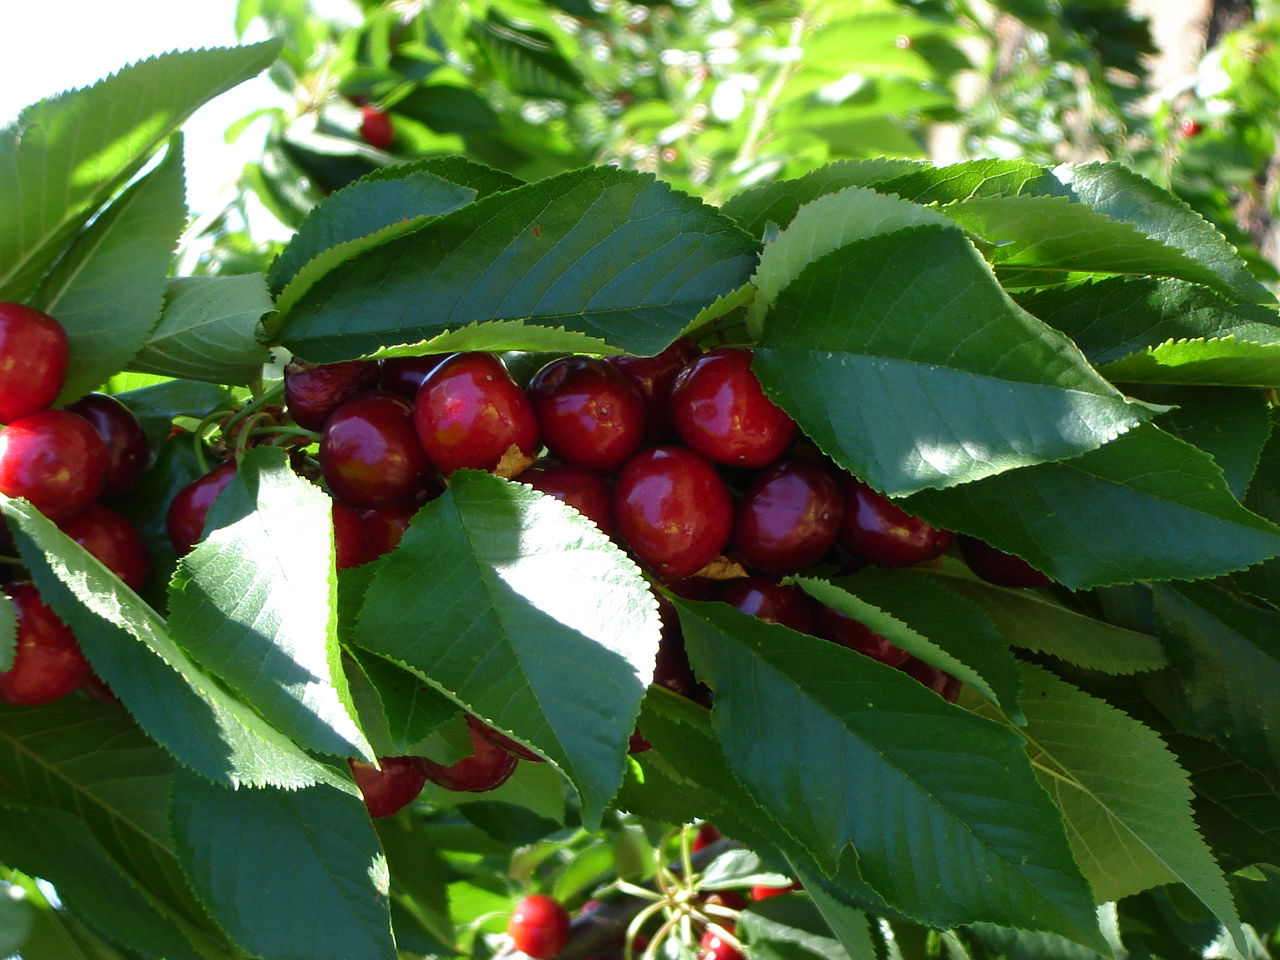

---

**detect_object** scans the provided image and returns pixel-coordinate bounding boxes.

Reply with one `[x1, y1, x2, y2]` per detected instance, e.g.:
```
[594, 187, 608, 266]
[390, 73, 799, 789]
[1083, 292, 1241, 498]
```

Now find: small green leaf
[369, 155, 521, 197]
[879, 158, 1068, 204]
[113, 378, 233, 451]
[1102, 337, 1280, 387]
[367, 319, 619, 359]
[472, 10, 586, 101]
[740, 895, 857, 960]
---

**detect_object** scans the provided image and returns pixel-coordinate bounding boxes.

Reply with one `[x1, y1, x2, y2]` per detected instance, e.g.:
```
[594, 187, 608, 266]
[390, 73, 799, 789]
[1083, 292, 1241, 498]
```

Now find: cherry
[0, 581, 89, 706]
[900, 656, 962, 702]
[467, 713, 544, 763]
[732, 457, 843, 573]
[378, 354, 449, 400]
[359, 106, 395, 150]
[347, 756, 428, 818]
[508, 894, 570, 960]
[65, 393, 148, 497]
[60, 503, 151, 591]
[332, 500, 371, 570]
[167, 460, 237, 556]
[670, 347, 796, 467]
[358, 500, 422, 560]
[0, 410, 108, 522]
[698, 922, 743, 960]
[628, 729, 652, 754]
[321, 391, 435, 507]
[839, 478, 952, 567]
[751, 882, 801, 900]
[528, 356, 645, 472]
[521, 461, 615, 533]
[704, 890, 746, 911]
[284, 358, 379, 431]
[413, 353, 538, 474]
[420, 720, 519, 792]
[614, 447, 733, 580]
[0, 303, 69, 424]
[653, 594, 702, 701]
[817, 605, 910, 668]
[691, 823, 721, 852]
[958, 535, 1051, 588]
[607, 337, 700, 440]
[1181, 118, 1202, 138]
[717, 577, 816, 634]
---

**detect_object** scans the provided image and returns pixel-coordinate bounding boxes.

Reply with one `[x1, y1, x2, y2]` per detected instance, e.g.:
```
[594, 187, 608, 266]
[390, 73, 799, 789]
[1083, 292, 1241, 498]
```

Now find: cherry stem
[0, 555, 23, 566]
[246, 425, 322, 446]
[221, 381, 284, 435]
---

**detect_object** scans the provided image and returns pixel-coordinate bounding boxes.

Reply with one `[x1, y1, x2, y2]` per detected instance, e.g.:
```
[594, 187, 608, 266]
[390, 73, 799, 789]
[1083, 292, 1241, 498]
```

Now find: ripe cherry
[817, 605, 910, 668]
[414, 353, 538, 474]
[699, 922, 743, 960]
[359, 105, 395, 150]
[704, 890, 747, 911]
[167, 460, 237, 556]
[0, 410, 108, 522]
[528, 356, 645, 471]
[347, 756, 428, 818]
[670, 347, 796, 467]
[958, 535, 1051, 588]
[508, 894, 570, 960]
[653, 593, 705, 703]
[65, 393, 148, 497]
[420, 720, 519, 792]
[614, 447, 733, 580]
[0, 303, 69, 424]
[751, 881, 801, 900]
[332, 500, 371, 570]
[732, 457, 843, 573]
[378, 354, 449, 400]
[284, 358, 379, 431]
[321, 391, 435, 507]
[607, 337, 700, 440]
[1181, 118, 1202, 138]
[0, 581, 89, 706]
[718, 577, 816, 634]
[521, 461, 615, 534]
[60, 503, 151, 591]
[901, 657, 962, 702]
[692, 823, 721, 852]
[467, 713, 544, 763]
[839, 478, 952, 567]
[358, 500, 422, 560]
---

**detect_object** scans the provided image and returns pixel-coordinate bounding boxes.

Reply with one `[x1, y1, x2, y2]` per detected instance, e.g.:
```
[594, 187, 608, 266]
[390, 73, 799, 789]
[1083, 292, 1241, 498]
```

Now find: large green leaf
[355, 471, 661, 827]
[171, 767, 395, 960]
[1101, 338, 1280, 387]
[343, 648, 456, 757]
[368, 155, 522, 198]
[740, 895, 859, 960]
[676, 599, 1105, 949]
[1143, 387, 1271, 499]
[879, 158, 1068, 204]
[754, 225, 1157, 496]
[278, 168, 759, 361]
[167, 447, 373, 761]
[0, 42, 279, 302]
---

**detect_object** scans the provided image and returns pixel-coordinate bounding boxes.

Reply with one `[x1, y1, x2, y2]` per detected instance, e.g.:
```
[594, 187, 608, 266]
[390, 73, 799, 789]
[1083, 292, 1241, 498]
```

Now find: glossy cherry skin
[347, 756, 428, 818]
[521, 461, 614, 534]
[692, 823, 721, 852]
[614, 447, 733, 580]
[733, 457, 843, 573]
[358, 501, 422, 560]
[378, 354, 449, 400]
[699, 922, 743, 960]
[467, 713, 544, 763]
[284, 358, 379, 431]
[817, 604, 911, 668]
[0, 581, 90, 706]
[901, 656, 963, 702]
[0, 303, 69, 424]
[608, 337, 700, 440]
[321, 391, 435, 507]
[528, 356, 645, 472]
[420, 721, 519, 792]
[508, 894, 570, 960]
[414, 353, 538, 474]
[359, 106, 395, 150]
[167, 460, 237, 556]
[65, 393, 149, 497]
[751, 881, 802, 900]
[718, 577, 816, 634]
[839, 478, 952, 566]
[670, 347, 796, 467]
[60, 503, 151, 591]
[332, 500, 371, 570]
[958, 535, 1051, 588]
[0, 410, 108, 522]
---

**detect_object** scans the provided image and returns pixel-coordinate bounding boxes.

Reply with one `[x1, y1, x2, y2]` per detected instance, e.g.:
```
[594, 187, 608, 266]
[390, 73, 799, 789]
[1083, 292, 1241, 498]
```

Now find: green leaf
[804, 882, 878, 960]
[878, 158, 1068, 204]
[367, 318, 619, 360]
[344, 648, 456, 756]
[167, 447, 373, 761]
[676, 599, 1105, 948]
[30, 137, 187, 403]
[355, 471, 662, 827]
[278, 168, 759, 361]
[755, 225, 1157, 497]
[0, 591, 14, 672]
[171, 767, 395, 960]
[0, 888, 32, 957]
[472, 11, 585, 102]
[0, 41, 279, 301]
[129, 275, 273, 385]
[1143, 387, 1271, 499]
[369, 155, 521, 198]
[906, 425, 1280, 589]
[740, 895, 857, 960]
[1101, 338, 1280, 387]
[114, 378, 233, 451]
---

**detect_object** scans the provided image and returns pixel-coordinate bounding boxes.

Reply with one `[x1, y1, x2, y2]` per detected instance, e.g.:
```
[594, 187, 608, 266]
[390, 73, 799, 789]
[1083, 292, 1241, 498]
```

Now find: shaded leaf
[1143, 387, 1270, 499]
[1101, 337, 1280, 387]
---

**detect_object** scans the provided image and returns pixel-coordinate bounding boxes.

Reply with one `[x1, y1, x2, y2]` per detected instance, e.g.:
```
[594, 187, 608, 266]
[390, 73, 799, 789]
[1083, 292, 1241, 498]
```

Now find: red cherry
[359, 106, 395, 150]
[357, 500, 422, 560]
[0, 410, 107, 522]
[521, 461, 615, 534]
[607, 337, 700, 440]
[508, 894, 570, 960]
[0, 581, 89, 706]
[817, 605, 910, 668]
[839, 478, 952, 566]
[614, 447, 733, 579]
[332, 500, 371, 570]
[628, 729, 652, 753]
[420, 721, 519, 792]
[284, 359, 379, 431]
[900, 656, 962, 701]
[528, 356, 645, 471]
[347, 756, 428, 818]
[1181, 118, 1202, 138]
[65, 393, 148, 497]
[717, 577, 816, 634]
[732, 457, 843, 573]
[466, 713, 544, 763]
[692, 823, 721, 852]
[0, 303, 69, 423]
[704, 890, 746, 911]
[321, 391, 435, 507]
[958, 535, 1051, 588]
[378, 354, 449, 400]
[653, 593, 703, 701]
[670, 348, 796, 467]
[699, 922, 743, 960]
[59, 503, 150, 591]
[167, 460, 237, 556]
[750, 882, 801, 900]
[413, 353, 538, 474]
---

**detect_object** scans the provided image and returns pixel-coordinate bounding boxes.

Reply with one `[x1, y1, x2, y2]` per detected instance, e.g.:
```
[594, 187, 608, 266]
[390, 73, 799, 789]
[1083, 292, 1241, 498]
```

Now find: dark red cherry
[717, 577, 816, 634]
[653, 593, 699, 696]
[607, 337, 700, 440]
[358, 500, 421, 560]
[508, 894, 570, 960]
[378, 354, 449, 400]
[628, 729, 651, 754]
[0, 303, 69, 423]
[521, 461, 614, 533]
[0, 581, 89, 706]
[699, 922, 743, 960]
[692, 823, 721, 852]
[420, 721, 519, 792]
[332, 500, 371, 570]
[359, 106, 395, 150]
[670, 347, 796, 467]
[705, 890, 747, 912]
[733, 458, 843, 573]
[65, 393, 149, 497]
[167, 460, 237, 556]
[284, 358, 380, 431]
[528, 356, 645, 471]
[321, 391, 434, 507]
[817, 605, 910, 667]
[0, 411, 108, 522]
[839, 478, 952, 566]
[467, 713, 544, 763]
[900, 656, 962, 702]
[347, 756, 428, 818]
[614, 447, 733, 580]
[60, 503, 150, 591]
[413, 353, 538, 474]
[958, 535, 1051, 588]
